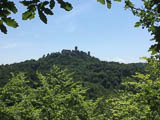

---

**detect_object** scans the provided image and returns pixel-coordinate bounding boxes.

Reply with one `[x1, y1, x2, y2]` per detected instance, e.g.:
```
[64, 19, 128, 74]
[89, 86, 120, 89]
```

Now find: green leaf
[50, 0, 55, 9]
[29, 12, 35, 20]
[44, 8, 53, 15]
[2, 17, 18, 28]
[43, 1, 49, 6]
[97, 0, 105, 5]
[65, 4, 72, 11]
[0, 22, 7, 34]
[38, 10, 47, 24]
[125, 0, 134, 9]
[106, 0, 111, 9]
[134, 22, 141, 27]
[64, 3, 72, 11]
[20, 1, 34, 6]
[7, 1, 18, 14]
[114, 0, 121, 2]
[22, 11, 32, 20]
[0, 10, 11, 17]
[149, 44, 158, 55]
[57, 1, 72, 11]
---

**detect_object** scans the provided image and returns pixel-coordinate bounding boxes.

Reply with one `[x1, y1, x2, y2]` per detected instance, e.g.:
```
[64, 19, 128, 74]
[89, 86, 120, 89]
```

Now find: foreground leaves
[90, 55, 160, 120]
[0, 0, 73, 34]
[0, 66, 89, 120]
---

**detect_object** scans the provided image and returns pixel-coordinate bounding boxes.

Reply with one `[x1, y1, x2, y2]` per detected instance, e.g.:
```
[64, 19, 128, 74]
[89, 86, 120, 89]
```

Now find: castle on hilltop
[62, 46, 90, 56]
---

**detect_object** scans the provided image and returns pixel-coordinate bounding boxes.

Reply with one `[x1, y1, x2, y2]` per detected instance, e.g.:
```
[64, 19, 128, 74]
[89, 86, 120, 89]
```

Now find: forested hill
[0, 50, 145, 99]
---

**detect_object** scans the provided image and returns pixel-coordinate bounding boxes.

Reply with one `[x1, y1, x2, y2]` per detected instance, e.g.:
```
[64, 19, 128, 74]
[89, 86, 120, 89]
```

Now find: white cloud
[100, 57, 143, 63]
[104, 57, 126, 63]
[112, 58, 126, 63]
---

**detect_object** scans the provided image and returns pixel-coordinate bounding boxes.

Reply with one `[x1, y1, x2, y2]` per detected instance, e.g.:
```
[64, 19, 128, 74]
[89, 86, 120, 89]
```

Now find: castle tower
[75, 46, 78, 51]
[88, 51, 90, 56]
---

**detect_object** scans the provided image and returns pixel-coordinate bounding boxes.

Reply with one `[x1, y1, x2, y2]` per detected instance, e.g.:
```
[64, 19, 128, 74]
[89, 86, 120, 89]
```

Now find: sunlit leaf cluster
[0, 66, 89, 119]
[91, 55, 160, 120]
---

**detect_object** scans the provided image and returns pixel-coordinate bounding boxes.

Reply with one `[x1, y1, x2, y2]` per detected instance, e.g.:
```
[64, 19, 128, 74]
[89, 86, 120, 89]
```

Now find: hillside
[0, 48, 145, 99]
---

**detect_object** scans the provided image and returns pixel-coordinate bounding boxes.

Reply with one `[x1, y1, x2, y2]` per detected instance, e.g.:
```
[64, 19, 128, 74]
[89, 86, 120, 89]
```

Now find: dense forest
[0, 50, 160, 119]
[0, 50, 145, 99]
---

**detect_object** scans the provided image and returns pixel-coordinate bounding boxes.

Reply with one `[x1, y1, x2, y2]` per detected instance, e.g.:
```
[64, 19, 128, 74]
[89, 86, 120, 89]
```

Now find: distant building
[75, 46, 78, 51]
[61, 46, 91, 56]
[72, 46, 78, 53]
[62, 49, 72, 54]
[88, 51, 90, 56]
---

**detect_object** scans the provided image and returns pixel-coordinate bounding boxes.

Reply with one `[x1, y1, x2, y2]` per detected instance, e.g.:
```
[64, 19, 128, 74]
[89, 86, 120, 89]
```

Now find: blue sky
[0, 0, 153, 64]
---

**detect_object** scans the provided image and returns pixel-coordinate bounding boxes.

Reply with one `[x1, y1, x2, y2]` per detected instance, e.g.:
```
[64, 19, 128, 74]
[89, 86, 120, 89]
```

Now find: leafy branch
[0, 0, 73, 34]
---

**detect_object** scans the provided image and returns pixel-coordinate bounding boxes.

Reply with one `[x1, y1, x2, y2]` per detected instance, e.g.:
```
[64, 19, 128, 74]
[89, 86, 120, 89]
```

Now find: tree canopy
[89, 54, 160, 120]
[0, 66, 89, 119]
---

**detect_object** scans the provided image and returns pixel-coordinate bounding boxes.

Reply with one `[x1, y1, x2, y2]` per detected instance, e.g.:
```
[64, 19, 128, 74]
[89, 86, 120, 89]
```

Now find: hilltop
[0, 47, 145, 99]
